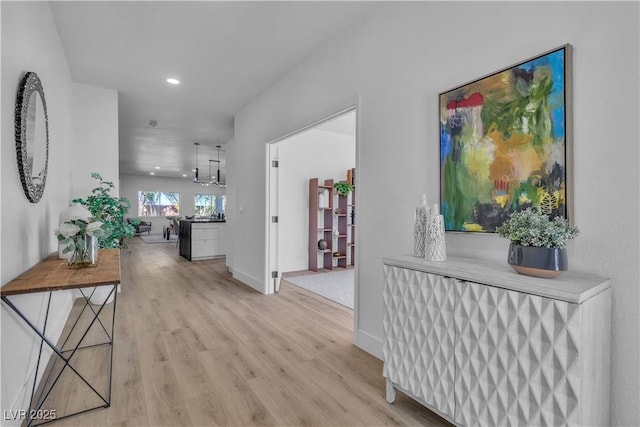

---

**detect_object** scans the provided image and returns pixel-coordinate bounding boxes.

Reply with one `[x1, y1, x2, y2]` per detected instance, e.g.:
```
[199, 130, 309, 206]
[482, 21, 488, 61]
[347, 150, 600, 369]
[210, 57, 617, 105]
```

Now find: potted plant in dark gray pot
[496, 208, 579, 278]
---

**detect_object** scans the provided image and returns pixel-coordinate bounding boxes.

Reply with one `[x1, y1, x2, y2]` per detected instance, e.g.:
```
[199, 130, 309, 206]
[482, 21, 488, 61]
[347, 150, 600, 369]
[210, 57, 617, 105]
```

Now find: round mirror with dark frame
[15, 71, 49, 203]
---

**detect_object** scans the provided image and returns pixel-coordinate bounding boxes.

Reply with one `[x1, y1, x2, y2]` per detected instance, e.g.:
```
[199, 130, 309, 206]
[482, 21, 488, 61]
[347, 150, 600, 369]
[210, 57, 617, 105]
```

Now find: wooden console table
[1, 249, 120, 426]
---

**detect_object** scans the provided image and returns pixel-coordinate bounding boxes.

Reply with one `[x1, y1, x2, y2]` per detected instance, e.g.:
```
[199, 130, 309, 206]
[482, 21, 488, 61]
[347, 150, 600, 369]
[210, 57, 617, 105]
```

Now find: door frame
[264, 102, 360, 335]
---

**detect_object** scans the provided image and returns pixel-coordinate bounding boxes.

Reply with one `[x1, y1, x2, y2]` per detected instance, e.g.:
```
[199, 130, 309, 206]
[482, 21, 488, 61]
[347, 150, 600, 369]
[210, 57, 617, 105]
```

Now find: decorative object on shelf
[54, 218, 106, 268]
[15, 71, 49, 203]
[333, 252, 341, 257]
[440, 44, 572, 233]
[333, 181, 353, 196]
[318, 239, 328, 250]
[334, 208, 342, 215]
[496, 207, 579, 278]
[73, 173, 136, 250]
[57, 203, 91, 259]
[318, 188, 328, 208]
[413, 194, 429, 258]
[425, 203, 447, 261]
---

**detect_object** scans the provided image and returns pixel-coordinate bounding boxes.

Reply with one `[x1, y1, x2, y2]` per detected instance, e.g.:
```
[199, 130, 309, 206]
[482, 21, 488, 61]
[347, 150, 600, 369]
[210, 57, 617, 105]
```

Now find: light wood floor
[44, 237, 451, 426]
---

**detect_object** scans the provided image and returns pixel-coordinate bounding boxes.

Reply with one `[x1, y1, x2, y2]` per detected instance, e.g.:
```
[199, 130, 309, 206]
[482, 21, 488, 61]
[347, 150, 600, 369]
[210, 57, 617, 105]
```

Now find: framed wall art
[439, 44, 572, 232]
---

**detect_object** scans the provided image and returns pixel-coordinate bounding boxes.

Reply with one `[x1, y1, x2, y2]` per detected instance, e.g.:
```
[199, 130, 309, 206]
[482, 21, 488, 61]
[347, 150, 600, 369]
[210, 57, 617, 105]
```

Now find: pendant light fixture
[192, 142, 201, 183]
[192, 143, 224, 187]
[208, 160, 213, 183]
[193, 142, 214, 186]
[214, 145, 226, 188]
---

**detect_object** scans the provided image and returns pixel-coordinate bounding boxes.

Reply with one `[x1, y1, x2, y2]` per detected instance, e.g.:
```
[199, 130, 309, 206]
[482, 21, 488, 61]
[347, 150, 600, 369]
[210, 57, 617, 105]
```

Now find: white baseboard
[232, 269, 266, 294]
[355, 328, 383, 360]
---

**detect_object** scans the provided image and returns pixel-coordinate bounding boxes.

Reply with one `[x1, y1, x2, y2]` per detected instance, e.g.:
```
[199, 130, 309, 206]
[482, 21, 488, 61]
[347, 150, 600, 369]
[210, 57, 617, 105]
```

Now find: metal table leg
[1, 284, 117, 426]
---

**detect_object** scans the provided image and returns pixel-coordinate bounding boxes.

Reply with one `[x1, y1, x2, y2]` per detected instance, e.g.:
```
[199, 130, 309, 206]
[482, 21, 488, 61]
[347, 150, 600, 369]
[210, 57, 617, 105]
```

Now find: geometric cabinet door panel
[383, 267, 456, 419]
[455, 281, 581, 426]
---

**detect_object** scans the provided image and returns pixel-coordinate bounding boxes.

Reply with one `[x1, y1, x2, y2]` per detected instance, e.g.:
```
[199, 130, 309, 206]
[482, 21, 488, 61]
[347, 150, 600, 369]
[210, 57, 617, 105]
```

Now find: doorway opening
[267, 108, 356, 311]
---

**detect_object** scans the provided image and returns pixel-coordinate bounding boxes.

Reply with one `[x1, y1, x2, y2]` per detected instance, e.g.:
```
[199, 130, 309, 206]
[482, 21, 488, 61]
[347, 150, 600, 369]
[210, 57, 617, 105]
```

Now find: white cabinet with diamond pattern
[382, 255, 611, 427]
[382, 267, 456, 419]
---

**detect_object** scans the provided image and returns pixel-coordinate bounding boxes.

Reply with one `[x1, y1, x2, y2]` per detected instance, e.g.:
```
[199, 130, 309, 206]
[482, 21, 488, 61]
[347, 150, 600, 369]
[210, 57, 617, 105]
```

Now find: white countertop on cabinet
[382, 254, 610, 304]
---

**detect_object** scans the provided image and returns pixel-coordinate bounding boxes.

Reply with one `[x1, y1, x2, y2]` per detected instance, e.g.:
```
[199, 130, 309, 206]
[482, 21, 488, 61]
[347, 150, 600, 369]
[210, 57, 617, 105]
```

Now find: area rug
[284, 269, 354, 309]
[140, 234, 178, 244]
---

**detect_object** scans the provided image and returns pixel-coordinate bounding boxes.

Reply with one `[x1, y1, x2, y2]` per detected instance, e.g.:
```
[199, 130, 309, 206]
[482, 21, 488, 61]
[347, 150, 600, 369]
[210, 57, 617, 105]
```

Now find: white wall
[71, 83, 120, 197]
[120, 173, 226, 235]
[229, 2, 639, 425]
[1, 2, 119, 420]
[278, 128, 355, 273]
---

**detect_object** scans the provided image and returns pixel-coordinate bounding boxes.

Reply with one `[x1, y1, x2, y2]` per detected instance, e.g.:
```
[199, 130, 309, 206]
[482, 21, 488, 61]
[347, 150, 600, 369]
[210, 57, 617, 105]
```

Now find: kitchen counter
[179, 220, 225, 261]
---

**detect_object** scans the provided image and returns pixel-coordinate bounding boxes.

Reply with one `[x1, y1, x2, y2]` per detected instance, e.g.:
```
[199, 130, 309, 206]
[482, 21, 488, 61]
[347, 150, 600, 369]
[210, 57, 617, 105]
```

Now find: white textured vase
[413, 194, 429, 258]
[425, 204, 447, 262]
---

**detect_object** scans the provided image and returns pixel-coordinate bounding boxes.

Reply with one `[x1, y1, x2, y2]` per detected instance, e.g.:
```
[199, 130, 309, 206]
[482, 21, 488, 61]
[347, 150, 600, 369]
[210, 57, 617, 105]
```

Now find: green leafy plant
[73, 173, 136, 249]
[333, 181, 353, 196]
[495, 208, 579, 248]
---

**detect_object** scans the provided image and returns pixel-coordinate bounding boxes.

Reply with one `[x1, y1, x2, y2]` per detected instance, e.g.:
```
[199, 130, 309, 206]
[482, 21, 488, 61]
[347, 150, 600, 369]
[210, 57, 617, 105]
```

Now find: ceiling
[49, 1, 375, 180]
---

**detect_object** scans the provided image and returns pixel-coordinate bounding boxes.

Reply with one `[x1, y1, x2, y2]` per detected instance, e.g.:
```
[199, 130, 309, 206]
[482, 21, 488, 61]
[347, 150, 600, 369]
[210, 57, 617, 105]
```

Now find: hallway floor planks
[46, 237, 451, 426]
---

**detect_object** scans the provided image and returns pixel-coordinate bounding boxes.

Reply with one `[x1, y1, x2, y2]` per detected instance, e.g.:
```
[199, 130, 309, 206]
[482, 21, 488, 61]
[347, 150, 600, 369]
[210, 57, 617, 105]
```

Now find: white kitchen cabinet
[179, 220, 225, 261]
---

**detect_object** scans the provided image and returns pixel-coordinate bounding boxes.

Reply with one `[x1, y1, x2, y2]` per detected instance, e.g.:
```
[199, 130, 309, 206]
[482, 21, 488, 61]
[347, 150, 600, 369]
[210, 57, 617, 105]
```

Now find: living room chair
[127, 218, 152, 235]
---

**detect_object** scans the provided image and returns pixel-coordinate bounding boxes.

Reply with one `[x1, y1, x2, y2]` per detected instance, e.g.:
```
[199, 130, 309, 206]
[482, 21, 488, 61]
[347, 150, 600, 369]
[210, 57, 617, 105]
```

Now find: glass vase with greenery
[54, 218, 107, 267]
[73, 173, 136, 249]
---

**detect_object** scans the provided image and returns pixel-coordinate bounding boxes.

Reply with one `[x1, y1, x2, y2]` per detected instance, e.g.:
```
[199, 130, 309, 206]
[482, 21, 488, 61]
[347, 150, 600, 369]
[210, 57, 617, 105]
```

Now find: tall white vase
[425, 203, 447, 262]
[413, 194, 429, 258]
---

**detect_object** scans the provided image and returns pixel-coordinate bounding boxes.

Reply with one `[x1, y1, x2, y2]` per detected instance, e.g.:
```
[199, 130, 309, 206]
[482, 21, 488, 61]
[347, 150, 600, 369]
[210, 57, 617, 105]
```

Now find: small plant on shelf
[333, 181, 352, 196]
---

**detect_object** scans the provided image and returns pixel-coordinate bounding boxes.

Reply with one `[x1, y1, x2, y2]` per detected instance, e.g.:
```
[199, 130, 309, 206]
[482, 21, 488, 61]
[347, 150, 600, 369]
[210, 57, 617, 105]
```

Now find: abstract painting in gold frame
[440, 44, 572, 232]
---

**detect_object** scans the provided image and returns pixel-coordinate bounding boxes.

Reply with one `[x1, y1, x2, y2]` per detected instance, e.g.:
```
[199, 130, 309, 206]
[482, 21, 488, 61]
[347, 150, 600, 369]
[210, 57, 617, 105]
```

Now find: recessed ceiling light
[155, 166, 160, 169]
[182, 174, 188, 177]
[149, 172, 155, 175]
[192, 169, 196, 172]
[166, 78, 180, 85]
